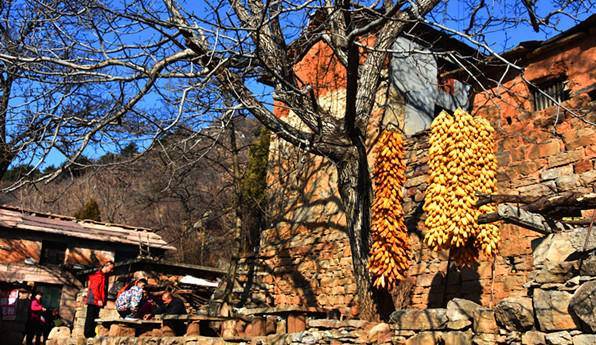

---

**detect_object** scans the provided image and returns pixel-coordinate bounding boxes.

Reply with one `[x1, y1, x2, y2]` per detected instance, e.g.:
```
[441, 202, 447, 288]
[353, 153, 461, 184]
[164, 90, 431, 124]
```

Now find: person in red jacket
[26, 291, 46, 345]
[83, 260, 114, 338]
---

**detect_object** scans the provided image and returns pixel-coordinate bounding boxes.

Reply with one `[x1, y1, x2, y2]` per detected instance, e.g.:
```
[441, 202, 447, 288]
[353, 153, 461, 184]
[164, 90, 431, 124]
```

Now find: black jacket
[156, 297, 186, 315]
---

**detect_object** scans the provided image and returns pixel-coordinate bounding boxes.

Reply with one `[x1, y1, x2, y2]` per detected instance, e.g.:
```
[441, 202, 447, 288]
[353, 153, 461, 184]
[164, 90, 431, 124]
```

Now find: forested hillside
[0, 117, 268, 269]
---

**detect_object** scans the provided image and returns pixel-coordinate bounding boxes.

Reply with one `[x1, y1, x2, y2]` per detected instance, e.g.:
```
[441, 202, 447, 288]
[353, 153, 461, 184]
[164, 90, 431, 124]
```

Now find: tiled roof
[0, 205, 175, 250]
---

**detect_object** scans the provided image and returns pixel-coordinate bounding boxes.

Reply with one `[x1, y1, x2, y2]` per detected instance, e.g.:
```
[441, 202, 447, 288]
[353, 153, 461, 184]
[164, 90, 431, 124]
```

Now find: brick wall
[240, 31, 595, 313]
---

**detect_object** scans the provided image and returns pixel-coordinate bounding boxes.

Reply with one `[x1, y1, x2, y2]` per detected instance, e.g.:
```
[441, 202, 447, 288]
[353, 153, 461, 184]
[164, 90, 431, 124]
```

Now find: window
[34, 284, 62, 310]
[40, 241, 66, 265]
[532, 78, 569, 111]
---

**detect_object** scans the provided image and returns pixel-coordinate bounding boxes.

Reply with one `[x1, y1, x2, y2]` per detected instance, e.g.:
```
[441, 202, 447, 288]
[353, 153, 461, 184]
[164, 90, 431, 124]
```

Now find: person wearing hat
[26, 291, 46, 345]
[115, 278, 148, 319]
[84, 260, 114, 338]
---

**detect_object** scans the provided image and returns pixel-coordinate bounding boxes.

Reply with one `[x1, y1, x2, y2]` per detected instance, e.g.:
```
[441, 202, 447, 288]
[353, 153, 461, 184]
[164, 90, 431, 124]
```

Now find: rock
[47, 326, 70, 339]
[405, 331, 471, 345]
[290, 331, 322, 344]
[545, 331, 572, 345]
[405, 332, 436, 345]
[533, 229, 595, 268]
[495, 297, 534, 331]
[276, 319, 286, 334]
[555, 175, 580, 190]
[579, 255, 596, 276]
[573, 334, 596, 345]
[443, 331, 473, 345]
[108, 324, 135, 337]
[569, 228, 596, 252]
[503, 331, 522, 344]
[140, 328, 162, 337]
[473, 333, 498, 345]
[162, 325, 175, 336]
[472, 308, 498, 334]
[447, 319, 472, 330]
[569, 280, 596, 332]
[185, 321, 200, 336]
[96, 325, 109, 337]
[566, 276, 581, 287]
[368, 323, 392, 344]
[522, 331, 547, 345]
[221, 320, 237, 337]
[390, 309, 448, 330]
[534, 261, 580, 284]
[533, 233, 572, 267]
[307, 319, 369, 329]
[447, 299, 482, 322]
[534, 289, 578, 331]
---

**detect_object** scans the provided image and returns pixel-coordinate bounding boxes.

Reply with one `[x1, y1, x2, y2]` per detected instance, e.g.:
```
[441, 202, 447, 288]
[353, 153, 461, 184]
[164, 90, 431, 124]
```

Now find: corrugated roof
[0, 205, 176, 250]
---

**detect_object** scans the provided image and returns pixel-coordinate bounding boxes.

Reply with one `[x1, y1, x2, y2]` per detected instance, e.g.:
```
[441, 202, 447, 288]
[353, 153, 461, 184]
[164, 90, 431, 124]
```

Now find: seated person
[138, 291, 157, 321]
[115, 278, 147, 319]
[155, 292, 187, 335]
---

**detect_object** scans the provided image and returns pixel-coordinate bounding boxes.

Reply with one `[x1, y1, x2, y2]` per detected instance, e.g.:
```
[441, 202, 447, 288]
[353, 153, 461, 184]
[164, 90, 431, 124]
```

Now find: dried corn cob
[423, 109, 499, 265]
[368, 130, 410, 289]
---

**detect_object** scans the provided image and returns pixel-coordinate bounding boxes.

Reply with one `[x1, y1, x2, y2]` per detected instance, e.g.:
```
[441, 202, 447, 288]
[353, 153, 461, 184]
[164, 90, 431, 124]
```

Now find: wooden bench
[96, 314, 235, 337]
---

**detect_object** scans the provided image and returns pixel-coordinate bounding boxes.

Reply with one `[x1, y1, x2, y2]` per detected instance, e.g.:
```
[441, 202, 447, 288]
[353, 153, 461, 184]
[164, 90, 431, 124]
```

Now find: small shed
[0, 204, 175, 323]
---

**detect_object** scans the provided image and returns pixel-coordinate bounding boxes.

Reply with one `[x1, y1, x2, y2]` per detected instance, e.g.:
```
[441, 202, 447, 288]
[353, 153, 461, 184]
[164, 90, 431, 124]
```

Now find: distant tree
[3, 165, 41, 181]
[240, 127, 270, 253]
[120, 143, 139, 158]
[97, 153, 117, 165]
[61, 156, 93, 178]
[42, 165, 57, 175]
[74, 199, 102, 221]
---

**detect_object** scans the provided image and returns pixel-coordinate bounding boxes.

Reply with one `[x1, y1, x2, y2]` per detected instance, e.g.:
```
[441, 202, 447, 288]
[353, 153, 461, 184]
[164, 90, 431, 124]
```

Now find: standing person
[115, 279, 147, 319]
[83, 260, 114, 338]
[26, 291, 46, 345]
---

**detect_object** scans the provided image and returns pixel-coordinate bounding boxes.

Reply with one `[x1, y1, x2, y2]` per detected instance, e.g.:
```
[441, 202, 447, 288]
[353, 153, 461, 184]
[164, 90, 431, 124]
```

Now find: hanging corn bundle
[368, 130, 409, 289]
[423, 109, 499, 266]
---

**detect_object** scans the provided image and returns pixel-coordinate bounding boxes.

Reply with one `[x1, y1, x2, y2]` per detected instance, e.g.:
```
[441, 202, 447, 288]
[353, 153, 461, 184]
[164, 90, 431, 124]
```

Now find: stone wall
[49, 227, 596, 344]
[237, 24, 596, 312]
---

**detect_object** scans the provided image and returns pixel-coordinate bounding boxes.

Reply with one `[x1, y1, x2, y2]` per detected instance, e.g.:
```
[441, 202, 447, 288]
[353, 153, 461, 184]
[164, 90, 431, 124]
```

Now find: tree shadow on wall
[427, 261, 482, 308]
[237, 144, 348, 310]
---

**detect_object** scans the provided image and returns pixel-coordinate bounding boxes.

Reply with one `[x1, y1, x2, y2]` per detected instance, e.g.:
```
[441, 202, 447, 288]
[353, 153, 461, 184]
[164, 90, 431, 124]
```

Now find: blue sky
[18, 1, 594, 170]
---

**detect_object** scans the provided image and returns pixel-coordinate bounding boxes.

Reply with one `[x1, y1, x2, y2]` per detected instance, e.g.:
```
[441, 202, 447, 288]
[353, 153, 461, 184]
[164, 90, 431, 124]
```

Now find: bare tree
[0, 0, 591, 319]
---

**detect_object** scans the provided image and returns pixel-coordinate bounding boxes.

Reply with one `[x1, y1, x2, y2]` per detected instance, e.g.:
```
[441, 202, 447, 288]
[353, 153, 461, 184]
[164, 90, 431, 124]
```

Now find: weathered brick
[540, 165, 574, 181]
[555, 174, 580, 191]
[579, 170, 596, 186]
[563, 127, 596, 149]
[574, 159, 593, 173]
[528, 140, 562, 159]
[517, 182, 556, 198]
[497, 152, 511, 165]
[585, 145, 596, 159]
[548, 149, 584, 168]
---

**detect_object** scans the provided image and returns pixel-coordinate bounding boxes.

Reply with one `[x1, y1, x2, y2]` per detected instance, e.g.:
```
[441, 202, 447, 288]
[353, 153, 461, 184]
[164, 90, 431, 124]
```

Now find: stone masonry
[49, 225, 596, 344]
[236, 15, 596, 312]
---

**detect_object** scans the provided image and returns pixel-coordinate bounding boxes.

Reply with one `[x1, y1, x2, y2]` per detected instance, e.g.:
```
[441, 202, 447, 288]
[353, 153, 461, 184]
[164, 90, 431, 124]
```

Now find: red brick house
[240, 15, 595, 314]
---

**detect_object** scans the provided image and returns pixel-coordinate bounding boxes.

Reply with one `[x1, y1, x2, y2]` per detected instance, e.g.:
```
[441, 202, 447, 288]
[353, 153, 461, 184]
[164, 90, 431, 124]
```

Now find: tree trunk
[337, 147, 393, 321]
[222, 119, 243, 305]
[0, 77, 13, 179]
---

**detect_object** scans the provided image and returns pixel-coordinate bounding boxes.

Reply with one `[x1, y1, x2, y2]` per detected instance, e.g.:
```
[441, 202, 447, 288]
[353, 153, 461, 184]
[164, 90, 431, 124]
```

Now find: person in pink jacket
[26, 291, 47, 345]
